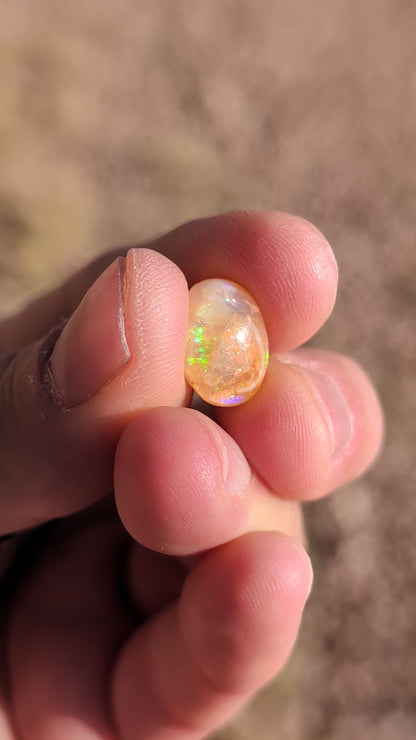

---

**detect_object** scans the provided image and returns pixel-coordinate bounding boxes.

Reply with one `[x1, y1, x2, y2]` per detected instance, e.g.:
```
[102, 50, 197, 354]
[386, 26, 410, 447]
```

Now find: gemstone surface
[185, 279, 269, 407]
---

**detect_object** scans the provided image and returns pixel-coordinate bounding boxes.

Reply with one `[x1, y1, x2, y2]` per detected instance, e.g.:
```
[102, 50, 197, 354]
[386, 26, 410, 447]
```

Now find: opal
[185, 279, 269, 407]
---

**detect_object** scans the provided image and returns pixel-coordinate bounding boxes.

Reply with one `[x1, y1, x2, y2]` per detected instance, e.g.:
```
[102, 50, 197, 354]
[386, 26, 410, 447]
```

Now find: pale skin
[0, 211, 383, 739]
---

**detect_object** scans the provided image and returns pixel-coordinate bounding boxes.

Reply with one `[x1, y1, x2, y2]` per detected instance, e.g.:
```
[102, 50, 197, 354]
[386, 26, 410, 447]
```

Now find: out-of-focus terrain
[0, 1, 415, 738]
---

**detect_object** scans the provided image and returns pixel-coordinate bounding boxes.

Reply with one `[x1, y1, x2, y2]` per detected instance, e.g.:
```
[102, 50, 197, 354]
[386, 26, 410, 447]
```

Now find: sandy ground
[0, 1, 415, 738]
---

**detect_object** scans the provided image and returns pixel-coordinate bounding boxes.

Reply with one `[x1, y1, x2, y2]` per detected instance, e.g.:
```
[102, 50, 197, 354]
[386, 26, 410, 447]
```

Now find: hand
[0, 211, 383, 739]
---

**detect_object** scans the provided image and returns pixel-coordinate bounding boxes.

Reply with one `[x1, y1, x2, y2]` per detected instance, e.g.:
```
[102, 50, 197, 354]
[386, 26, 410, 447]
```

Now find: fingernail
[205, 420, 252, 496]
[293, 543, 314, 604]
[51, 258, 131, 405]
[304, 551, 314, 601]
[287, 356, 352, 458]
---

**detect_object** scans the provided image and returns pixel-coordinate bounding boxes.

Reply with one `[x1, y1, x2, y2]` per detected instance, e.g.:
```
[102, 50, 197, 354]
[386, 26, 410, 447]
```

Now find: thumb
[0, 248, 189, 536]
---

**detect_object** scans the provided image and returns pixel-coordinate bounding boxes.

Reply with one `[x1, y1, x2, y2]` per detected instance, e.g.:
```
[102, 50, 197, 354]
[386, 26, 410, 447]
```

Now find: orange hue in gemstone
[185, 279, 269, 407]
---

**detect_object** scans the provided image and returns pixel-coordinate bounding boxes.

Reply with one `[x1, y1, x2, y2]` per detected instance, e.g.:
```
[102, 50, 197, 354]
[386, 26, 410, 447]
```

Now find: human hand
[0, 211, 383, 739]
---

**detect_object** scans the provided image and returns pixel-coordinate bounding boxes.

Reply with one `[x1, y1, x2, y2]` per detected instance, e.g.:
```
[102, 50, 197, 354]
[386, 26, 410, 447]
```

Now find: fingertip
[156, 209, 338, 351]
[217, 357, 334, 500]
[112, 532, 312, 740]
[257, 210, 338, 348]
[179, 531, 313, 693]
[114, 407, 252, 555]
[217, 348, 384, 502]
[285, 349, 385, 494]
[50, 247, 190, 410]
[120, 247, 190, 408]
[112, 531, 312, 739]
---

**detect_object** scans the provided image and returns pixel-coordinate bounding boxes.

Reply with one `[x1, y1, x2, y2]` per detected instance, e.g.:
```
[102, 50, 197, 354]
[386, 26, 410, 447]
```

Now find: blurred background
[0, 1, 415, 738]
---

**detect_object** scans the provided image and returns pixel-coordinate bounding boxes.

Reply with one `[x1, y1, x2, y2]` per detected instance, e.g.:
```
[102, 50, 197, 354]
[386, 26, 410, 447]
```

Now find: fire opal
[185, 279, 269, 407]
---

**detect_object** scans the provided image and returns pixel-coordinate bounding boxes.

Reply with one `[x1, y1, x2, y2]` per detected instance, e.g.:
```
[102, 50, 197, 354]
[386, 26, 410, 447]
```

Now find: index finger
[153, 210, 338, 352]
[0, 211, 337, 355]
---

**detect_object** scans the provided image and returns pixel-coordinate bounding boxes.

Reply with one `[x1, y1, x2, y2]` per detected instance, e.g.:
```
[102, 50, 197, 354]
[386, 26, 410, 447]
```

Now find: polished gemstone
[185, 279, 269, 406]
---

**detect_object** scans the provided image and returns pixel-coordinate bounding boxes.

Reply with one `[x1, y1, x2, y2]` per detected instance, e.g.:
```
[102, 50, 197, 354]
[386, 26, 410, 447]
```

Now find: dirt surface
[0, 1, 415, 738]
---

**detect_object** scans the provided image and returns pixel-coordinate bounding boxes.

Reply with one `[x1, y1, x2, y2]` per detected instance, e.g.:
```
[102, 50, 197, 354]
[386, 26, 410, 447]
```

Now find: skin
[0, 211, 383, 740]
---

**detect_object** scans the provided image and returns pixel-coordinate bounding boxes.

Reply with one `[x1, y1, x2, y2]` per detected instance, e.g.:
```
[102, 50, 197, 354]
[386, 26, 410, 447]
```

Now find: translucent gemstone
[185, 279, 269, 407]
